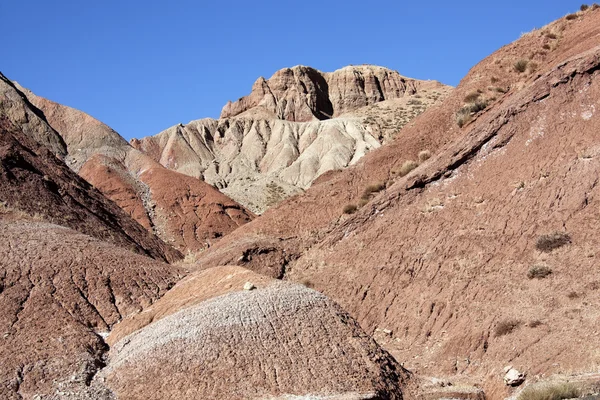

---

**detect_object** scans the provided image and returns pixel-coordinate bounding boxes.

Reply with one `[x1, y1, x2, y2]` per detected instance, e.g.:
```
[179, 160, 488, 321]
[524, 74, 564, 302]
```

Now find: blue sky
[2, 1, 584, 140]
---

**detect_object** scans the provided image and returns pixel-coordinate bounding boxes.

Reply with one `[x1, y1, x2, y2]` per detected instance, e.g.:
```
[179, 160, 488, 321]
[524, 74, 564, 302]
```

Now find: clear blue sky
[2, 1, 583, 140]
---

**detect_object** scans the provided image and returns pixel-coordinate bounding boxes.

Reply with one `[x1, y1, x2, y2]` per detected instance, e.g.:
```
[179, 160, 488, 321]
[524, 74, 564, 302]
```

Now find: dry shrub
[545, 32, 558, 39]
[542, 43, 551, 50]
[565, 13, 579, 20]
[518, 382, 580, 400]
[528, 320, 543, 328]
[418, 150, 432, 162]
[514, 59, 529, 73]
[364, 182, 385, 194]
[495, 319, 521, 337]
[581, 4, 589, 11]
[358, 198, 369, 207]
[535, 232, 571, 252]
[528, 265, 553, 279]
[343, 204, 358, 214]
[464, 91, 481, 103]
[398, 160, 418, 177]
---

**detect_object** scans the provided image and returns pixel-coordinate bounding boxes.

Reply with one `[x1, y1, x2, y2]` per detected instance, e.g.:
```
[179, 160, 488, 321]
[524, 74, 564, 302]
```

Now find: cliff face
[220, 65, 445, 121]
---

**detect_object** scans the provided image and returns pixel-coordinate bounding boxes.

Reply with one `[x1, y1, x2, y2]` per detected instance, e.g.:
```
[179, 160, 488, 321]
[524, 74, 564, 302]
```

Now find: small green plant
[343, 204, 358, 214]
[518, 382, 581, 400]
[495, 319, 521, 337]
[528, 265, 553, 279]
[535, 232, 571, 252]
[514, 59, 529, 73]
[418, 150, 432, 162]
[565, 13, 579, 20]
[398, 160, 418, 177]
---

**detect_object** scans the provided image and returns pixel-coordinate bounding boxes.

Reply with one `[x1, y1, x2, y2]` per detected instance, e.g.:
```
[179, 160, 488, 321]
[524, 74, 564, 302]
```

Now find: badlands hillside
[132, 66, 450, 213]
[193, 5, 600, 399]
[2, 5, 600, 400]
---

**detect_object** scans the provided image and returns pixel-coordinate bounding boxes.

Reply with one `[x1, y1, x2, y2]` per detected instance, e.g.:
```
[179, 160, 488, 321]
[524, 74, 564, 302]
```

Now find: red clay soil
[0, 117, 181, 262]
[15, 86, 255, 252]
[194, 8, 600, 397]
[0, 220, 184, 399]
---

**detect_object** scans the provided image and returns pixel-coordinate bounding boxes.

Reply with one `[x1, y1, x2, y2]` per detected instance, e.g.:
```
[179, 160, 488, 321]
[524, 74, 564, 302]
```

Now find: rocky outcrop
[0, 221, 183, 399]
[194, 7, 600, 398]
[0, 116, 181, 262]
[7, 83, 255, 252]
[221, 65, 446, 121]
[133, 69, 450, 213]
[101, 266, 411, 400]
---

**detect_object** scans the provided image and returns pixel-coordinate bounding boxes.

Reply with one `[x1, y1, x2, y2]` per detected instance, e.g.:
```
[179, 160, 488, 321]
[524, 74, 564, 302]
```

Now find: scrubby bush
[535, 232, 571, 252]
[545, 32, 558, 39]
[514, 59, 529, 73]
[398, 160, 418, 177]
[581, 4, 589, 11]
[542, 44, 551, 50]
[418, 150, 432, 162]
[528, 265, 553, 279]
[495, 319, 521, 337]
[464, 91, 481, 103]
[364, 182, 385, 194]
[565, 13, 579, 20]
[343, 204, 358, 214]
[518, 382, 580, 400]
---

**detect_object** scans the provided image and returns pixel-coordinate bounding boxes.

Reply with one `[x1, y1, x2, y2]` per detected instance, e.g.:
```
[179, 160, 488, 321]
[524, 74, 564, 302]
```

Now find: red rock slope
[8, 81, 254, 252]
[0, 220, 183, 399]
[0, 116, 180, 262]
[195, 7, 600, 397]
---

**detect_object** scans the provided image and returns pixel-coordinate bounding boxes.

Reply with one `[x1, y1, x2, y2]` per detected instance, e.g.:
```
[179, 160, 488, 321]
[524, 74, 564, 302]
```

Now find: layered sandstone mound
[195, 7, 600, 397]
[0, 116, 181, 262]
[101, 266, 411, 400]
[6, 82, 254, 251]
[220, 65, 446, 121]
[0, 221, 183, 399]
[133, 67, 450, 213]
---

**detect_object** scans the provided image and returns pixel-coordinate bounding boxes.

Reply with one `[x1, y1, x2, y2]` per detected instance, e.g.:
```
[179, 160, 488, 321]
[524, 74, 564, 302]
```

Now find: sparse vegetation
[456, 98, 489, 127]
[514, 59, 529, 73]
[528, 61, 539, 73]
[528, 320, 543, 328]
[464, 91, 481, 103]
[494, 86, 508, 94]
[545, 32, 558, 39]
[565, 13, 579, 20]
[567, 291, 580, 299]
[490, 76, 499, 84]
[397, 160, 418, 177]
[518, 382, 581, 400]
[542, 44, 551, 50]
[343, 204, 358, 214]
[358, 198, 370, 207]
[364, 182, 385, 195]
[535, 232, 571, 252]
[581, 4, 589, 11]
[495, 319, 521, 337]
[418, 150, 432, 162]
[528, 265, 553, 279]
